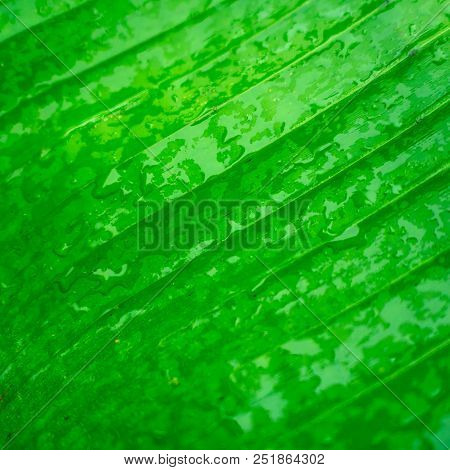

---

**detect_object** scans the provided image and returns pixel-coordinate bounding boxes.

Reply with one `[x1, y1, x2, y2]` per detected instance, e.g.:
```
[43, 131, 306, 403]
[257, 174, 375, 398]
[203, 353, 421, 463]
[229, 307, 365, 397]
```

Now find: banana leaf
[0, 0, 449, 449]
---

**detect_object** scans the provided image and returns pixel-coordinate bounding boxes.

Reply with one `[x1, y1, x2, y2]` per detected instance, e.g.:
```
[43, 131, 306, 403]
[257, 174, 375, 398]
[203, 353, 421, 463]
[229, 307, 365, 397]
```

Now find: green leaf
[0, 0, 449, 449]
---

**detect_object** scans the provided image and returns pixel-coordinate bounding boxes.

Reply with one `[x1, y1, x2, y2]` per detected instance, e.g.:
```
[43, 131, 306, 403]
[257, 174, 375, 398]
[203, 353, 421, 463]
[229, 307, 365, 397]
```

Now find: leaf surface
[0, 0, 449, 449]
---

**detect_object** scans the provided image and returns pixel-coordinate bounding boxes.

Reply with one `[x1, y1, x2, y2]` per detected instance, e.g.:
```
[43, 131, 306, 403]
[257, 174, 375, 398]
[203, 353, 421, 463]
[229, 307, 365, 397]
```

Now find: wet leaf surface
[0, 0, 449, 449]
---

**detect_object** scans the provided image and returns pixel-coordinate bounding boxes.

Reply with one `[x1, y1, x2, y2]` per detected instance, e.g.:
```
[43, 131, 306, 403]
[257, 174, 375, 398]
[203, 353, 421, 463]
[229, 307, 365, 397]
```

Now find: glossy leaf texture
[0, 0, 449, 449]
